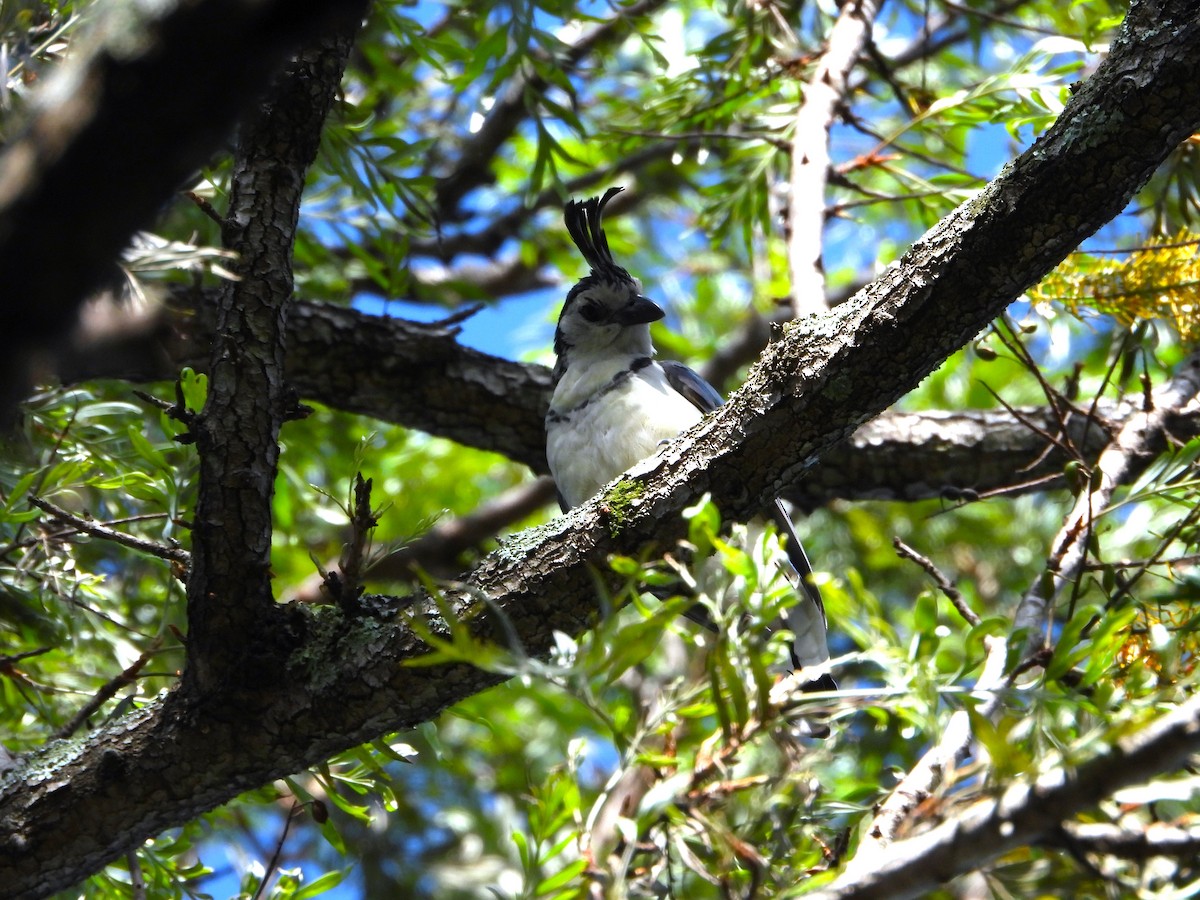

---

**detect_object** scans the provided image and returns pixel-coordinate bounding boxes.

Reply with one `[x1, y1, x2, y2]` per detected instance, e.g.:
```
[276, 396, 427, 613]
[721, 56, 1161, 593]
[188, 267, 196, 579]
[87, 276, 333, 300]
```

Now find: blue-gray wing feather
[661, 360, 725, 414]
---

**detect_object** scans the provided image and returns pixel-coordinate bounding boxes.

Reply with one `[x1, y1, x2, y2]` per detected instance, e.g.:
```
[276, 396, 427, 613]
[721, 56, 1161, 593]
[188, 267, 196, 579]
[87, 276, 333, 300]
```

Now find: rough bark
[184, 31, 364, 696]
[1, 1, 1199, 896]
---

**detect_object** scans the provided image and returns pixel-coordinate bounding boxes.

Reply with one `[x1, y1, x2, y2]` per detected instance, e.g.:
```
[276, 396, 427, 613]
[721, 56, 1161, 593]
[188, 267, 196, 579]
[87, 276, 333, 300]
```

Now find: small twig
[992, 315, 1082, 461]
[979, 382, 1081, 466]
[56, 638, 163, 739]
[0, 512, 172, 560]
[0, 647, 52, 669]
[289, 476, 556, 603]
[1083, 551, 1200, 572]
[186, 190, 228, 228]
[327, 473, 380, 613]
[426, 302, 485, 329]
[893, 537, 980, 627]
[126, 850, 147, 900]
[938, 0, 1063, 36]
[249, 802, 300, 900]
[29, 496, 190, 565]
[134, 376, 198, 442]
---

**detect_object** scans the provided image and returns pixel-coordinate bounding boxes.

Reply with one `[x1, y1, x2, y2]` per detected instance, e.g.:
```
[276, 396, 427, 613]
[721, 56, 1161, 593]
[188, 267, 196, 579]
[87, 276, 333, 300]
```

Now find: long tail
[767, 499, 836, 692]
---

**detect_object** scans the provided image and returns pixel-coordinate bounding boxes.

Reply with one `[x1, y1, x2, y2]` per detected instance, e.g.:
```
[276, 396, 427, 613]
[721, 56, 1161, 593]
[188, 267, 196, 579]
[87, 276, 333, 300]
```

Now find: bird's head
[554, 187, 664, 371]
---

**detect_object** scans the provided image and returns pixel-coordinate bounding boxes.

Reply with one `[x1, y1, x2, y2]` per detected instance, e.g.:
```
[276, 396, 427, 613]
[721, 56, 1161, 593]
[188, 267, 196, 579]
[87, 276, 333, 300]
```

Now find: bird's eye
[579, 302, 604, 323]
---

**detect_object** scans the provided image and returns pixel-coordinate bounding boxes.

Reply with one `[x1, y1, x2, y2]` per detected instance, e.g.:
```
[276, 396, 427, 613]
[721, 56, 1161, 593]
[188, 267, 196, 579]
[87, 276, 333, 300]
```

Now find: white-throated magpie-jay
[545, 186, 834, 693]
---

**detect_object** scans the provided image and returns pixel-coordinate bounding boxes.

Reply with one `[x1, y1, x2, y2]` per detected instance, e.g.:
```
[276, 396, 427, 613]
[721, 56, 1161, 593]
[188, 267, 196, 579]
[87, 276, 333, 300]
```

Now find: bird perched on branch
[545, 186, 834, 697]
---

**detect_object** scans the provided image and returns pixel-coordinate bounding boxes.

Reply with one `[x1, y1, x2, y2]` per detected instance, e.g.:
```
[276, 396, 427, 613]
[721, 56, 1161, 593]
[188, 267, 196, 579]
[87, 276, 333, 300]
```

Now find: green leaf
[292, 869, 349, 899]
[535, 858, 587, 896]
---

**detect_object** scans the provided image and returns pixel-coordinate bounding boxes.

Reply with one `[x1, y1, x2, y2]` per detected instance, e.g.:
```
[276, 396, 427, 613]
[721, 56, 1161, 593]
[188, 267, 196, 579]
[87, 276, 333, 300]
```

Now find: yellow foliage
[1030, 230, 1200, 342]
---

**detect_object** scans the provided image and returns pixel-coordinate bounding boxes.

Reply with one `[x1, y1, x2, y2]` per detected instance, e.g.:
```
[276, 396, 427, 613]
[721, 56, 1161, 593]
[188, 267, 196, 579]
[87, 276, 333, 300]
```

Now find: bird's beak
[614, 295, 665, 325]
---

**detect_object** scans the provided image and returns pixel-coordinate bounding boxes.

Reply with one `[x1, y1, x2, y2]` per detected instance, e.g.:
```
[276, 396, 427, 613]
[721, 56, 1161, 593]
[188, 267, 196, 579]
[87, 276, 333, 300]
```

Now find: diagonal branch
[1012, 350, 1200, 657]
[805, 693, 1200, 900]
[28, 496, 188, 565]
[2, 2, 1199, 895]
[788, 0, 883, 316]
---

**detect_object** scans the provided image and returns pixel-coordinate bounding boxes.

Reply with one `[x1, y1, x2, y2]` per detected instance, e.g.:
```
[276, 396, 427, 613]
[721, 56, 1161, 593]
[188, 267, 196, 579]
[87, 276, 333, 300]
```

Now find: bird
[545, 186, 835, 696]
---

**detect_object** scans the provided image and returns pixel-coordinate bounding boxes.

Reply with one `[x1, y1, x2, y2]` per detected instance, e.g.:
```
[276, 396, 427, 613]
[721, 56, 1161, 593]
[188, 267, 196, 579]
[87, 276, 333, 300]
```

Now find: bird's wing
[660, 360, 724, 414]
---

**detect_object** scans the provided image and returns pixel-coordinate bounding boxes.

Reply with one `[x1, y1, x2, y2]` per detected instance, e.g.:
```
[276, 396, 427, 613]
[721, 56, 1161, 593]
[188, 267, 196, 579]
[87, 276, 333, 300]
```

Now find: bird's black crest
[564, 186, 632, 281]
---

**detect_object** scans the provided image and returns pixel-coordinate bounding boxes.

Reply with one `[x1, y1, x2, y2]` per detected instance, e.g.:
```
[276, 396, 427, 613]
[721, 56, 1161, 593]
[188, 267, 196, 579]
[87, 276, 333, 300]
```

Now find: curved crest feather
[564, 186, 628, 277]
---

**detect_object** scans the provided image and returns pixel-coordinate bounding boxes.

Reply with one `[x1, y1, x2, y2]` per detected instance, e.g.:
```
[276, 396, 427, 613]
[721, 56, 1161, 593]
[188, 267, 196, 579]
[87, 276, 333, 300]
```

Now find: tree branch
[805, 693, 1200, 900]
[64, 285, 1200, 505]
[1060, 820, 1200, 861]
[28, 496, 188, 566]
[182, 21, 365, 696]
[1012, 350, 1200, 656]
[788, 0, 883, 316]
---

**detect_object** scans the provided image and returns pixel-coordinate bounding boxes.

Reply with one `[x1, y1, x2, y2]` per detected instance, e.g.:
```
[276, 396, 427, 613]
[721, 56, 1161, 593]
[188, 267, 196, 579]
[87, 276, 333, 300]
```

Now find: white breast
[547, 363, 703, 508]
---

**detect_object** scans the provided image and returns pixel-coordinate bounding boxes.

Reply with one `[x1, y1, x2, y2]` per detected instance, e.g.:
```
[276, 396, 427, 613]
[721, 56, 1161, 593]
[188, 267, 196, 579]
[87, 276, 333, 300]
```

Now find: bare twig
[29, 496, 189, 565]
[249, 802, 300, 900]
[126, 850, 146, 900]
[328, 473, 380, 613]
[186, 190, 227, 228]
[893, 537, 979, 627]
[55, 638, 163, 739]
[0, 647, 52, 669]
[288, 476, 556, 604]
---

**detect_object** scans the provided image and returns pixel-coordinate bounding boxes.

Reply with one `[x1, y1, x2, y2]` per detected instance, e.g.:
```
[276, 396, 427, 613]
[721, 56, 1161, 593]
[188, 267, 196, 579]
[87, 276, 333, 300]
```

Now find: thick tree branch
[183, 24, 364, 696]
[2, 1, 1199, 895]
[788, 0, 883, 315]
[70, 290, 1200, 503]
[0, 0, 369, 419]
[1060, 820, 1200, 860]
[805, 693, 1200, 900]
